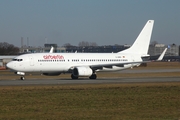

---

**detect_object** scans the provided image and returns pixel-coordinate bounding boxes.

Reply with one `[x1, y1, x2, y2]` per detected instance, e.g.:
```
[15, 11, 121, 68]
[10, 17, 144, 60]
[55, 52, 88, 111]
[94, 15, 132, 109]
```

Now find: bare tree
[89, 42, 98, 46]
[151, 41, 158, 45]
[78, 41, 89, 47]
[0, 42, 19, 55]
[63, 43, 73, 47]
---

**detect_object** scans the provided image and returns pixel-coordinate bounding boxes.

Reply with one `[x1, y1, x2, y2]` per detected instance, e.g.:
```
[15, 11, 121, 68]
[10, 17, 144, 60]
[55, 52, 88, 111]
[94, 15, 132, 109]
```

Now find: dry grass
[0, 83, 180, 120]
[0, 62, 180, 119]
[139, 61, 180, 69]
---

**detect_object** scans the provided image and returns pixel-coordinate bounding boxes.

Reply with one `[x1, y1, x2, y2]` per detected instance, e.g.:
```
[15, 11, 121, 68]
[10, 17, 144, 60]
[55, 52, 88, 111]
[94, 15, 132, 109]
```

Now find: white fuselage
[7, 53, 141, 73]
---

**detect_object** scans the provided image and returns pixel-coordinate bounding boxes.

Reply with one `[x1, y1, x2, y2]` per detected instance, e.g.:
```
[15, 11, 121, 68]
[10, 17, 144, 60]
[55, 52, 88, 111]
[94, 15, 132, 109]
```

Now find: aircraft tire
[20, 76, 25, 80]
[71, 74, 78, 79]
[89, 74, 97, 79]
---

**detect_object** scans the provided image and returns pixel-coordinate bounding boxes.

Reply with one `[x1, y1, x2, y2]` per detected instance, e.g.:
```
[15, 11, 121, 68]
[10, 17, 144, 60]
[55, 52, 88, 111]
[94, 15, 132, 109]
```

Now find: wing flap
[89, 61, 149, 70]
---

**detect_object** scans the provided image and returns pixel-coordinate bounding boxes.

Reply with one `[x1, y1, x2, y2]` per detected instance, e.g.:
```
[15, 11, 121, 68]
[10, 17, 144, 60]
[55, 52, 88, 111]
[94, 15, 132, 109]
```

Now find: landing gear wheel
[20, 76, 25, 80]
[71, 74, 78, 79]
[89, 74, 97, 79]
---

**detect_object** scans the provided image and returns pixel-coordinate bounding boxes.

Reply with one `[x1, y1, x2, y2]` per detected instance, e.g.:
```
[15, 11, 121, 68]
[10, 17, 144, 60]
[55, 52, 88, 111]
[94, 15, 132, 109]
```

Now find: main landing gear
[71, 74, 78, 79]
[89, 73, 97, 79]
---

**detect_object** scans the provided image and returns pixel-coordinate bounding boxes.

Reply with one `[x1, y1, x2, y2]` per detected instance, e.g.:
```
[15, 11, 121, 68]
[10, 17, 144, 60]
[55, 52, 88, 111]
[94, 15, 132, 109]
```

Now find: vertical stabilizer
[120, 20, 154, 55]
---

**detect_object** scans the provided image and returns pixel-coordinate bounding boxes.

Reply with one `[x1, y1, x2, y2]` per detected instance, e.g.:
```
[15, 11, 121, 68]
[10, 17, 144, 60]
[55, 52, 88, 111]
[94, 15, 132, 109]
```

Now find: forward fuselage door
[28, 55, 34, 66]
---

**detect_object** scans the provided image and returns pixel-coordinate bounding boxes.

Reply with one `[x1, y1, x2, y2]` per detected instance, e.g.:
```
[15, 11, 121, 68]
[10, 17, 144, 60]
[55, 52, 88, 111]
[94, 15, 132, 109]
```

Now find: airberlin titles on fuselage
[43, 55, 64, 60]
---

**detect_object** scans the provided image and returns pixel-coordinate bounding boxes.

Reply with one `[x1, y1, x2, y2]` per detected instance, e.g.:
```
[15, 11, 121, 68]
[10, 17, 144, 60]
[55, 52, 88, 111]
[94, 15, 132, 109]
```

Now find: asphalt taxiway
[0, 77, 180, 86]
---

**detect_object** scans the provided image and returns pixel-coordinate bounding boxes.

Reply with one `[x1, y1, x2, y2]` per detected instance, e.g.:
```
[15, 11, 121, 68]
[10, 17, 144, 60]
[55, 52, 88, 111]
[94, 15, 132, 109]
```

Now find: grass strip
[0, 82, 180, 120]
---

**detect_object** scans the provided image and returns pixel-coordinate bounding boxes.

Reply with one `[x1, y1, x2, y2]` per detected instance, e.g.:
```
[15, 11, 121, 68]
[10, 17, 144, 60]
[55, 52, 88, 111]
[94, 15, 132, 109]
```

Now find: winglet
[157, 48, 167, 61]
[49, 46, 54, 53]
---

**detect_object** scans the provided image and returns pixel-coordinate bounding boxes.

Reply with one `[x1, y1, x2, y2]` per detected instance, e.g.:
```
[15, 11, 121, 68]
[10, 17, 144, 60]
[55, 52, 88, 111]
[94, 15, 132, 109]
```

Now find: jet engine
[73, 66, 93, 76]
[43, 72, 61, 76]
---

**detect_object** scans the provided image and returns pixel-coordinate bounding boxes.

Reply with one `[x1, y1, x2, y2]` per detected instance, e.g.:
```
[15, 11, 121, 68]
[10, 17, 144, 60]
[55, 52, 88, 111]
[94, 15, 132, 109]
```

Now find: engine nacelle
[43, 72, 61, 76]
[73, 66, 93, 77]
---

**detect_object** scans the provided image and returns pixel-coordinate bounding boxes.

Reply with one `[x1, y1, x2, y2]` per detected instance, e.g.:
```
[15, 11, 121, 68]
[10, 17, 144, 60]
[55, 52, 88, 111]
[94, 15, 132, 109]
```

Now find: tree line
[0, 42, 19, 55]
[63, 41, 98, 47]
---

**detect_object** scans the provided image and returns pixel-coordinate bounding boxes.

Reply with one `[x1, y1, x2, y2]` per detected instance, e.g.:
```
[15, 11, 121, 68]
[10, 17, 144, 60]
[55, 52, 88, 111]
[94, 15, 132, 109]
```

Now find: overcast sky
[0, 0, 180, 47]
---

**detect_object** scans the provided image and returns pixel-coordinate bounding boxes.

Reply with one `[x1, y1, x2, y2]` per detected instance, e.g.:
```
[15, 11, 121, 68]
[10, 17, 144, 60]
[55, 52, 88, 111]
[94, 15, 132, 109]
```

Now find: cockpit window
[18, 59, 23, 61]
[13, 59, 23, 62]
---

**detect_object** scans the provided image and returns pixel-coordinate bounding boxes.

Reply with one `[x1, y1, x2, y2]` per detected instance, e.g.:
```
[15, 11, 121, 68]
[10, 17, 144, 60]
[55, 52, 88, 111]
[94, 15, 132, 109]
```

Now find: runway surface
[0, 77, 180, 86]
[119, 68, 180, 73]
[1, 67, 180, 86]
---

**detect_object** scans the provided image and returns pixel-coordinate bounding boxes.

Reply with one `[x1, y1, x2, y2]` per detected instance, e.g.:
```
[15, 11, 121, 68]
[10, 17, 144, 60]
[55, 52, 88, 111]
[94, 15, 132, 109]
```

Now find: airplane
[7, 20, 155, 80]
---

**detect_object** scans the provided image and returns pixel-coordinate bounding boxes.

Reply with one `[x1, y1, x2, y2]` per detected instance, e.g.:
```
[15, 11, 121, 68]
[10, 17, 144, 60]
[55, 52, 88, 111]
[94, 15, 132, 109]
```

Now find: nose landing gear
[20, 76, 25, 80]
[15, 72, 25, 80]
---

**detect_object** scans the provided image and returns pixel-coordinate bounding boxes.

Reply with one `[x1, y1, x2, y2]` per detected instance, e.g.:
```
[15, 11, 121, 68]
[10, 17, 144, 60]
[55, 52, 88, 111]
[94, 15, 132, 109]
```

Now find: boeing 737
[7, 20, 154, 80]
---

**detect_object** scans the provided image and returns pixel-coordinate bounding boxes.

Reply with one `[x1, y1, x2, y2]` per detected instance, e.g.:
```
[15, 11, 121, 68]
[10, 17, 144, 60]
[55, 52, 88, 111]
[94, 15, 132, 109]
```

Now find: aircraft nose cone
[6, 62, 12, 69]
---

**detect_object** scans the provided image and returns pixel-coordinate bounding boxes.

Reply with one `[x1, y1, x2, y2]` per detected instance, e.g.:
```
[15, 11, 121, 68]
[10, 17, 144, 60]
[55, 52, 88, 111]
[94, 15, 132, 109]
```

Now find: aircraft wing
[68, 48, 167, 71]
[89, 61, 149, 70]
[90, 48, 167, 70]
[67, 60, 149, 72]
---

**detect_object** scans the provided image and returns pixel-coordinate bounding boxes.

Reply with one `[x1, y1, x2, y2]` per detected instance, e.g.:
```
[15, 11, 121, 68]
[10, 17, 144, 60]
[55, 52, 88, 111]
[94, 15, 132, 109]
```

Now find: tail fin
[120, 20, 154, 55]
